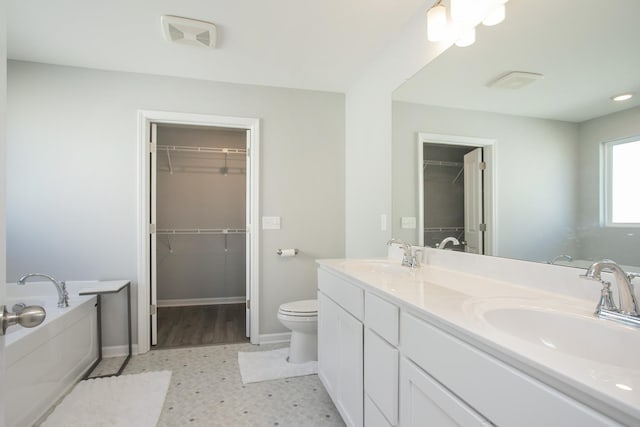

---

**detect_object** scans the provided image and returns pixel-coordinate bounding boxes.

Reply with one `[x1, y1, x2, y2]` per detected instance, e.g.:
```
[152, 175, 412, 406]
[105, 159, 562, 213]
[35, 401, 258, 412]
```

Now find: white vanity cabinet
[364, 292, 400, 426]
[400, 312, 621, 427]
[318, 269, 364, 427]
[399, 356, 491, 427]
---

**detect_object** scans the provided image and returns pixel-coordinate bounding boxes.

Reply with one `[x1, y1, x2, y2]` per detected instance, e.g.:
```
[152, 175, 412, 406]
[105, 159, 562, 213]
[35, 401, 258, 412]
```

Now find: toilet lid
[279, 299, 318, 315]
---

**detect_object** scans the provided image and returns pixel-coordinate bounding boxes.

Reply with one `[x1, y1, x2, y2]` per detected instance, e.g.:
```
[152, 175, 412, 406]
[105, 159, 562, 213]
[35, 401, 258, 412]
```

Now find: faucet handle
[596, 281, 618, 314]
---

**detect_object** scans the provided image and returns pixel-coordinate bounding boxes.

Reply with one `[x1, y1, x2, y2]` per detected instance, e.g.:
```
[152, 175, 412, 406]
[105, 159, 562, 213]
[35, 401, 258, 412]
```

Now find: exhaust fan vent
[488, 71, 543, 90]
[161, 15, 217, 49]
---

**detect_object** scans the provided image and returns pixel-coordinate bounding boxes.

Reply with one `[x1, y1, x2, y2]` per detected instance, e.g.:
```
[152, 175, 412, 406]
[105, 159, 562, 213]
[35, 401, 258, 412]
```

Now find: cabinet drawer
[400, 356, 491, 427]
[318, 268, 364, 320]
[365, 292, 399, 346]
[401, 312, 619, 427]
[365, 328, 398, 425]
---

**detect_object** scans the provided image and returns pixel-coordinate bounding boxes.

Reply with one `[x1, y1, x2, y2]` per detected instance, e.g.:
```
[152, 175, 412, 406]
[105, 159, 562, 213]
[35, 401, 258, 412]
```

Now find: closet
[153, 124, 248, 347]
[422, 144, 476, 250]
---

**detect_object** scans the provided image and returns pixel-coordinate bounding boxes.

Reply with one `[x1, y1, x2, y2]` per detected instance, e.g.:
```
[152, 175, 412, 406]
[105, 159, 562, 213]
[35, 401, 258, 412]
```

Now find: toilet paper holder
[277, 248, 299, 256]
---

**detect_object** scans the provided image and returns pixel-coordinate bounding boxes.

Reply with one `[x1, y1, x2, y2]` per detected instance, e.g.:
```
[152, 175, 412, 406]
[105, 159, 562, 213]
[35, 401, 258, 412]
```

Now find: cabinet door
[318, 292, 340, 397]
[365, 328, 398, 425]
[399, 357, 492, 427]
[318, 291, 364, 427]
[337, 301, 364, 427]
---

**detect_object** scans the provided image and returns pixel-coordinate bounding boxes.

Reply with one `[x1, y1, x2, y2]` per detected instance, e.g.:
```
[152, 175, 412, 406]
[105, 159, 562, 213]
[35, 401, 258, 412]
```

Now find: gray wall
[392, 101, 579, 263]
[156, 126, 246, 302]
[576, 106, 640, 265]
[7, 60, 345, 346]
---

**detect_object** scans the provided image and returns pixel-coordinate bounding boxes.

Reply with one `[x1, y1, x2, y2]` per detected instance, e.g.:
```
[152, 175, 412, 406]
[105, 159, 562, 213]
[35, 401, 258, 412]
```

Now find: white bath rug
[41, 371, 171, 427]
[237, 347, 318, 384]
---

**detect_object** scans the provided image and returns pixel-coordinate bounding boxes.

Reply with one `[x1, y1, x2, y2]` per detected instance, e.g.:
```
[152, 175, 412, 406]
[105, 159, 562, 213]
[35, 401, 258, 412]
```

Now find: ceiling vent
[488, 71, 544, 90]
[161, 15, 217, 49]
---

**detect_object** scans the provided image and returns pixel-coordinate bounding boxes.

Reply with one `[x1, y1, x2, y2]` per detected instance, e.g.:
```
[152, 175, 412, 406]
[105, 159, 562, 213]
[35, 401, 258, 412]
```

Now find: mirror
[392, 0, 640, 271]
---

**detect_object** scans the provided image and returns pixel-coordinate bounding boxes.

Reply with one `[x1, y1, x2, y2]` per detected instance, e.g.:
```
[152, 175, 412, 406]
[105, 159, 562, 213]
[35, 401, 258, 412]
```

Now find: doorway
[153, 124, 247, 348]
[417, 133, 496, 255]
[137, 111, 260, 354]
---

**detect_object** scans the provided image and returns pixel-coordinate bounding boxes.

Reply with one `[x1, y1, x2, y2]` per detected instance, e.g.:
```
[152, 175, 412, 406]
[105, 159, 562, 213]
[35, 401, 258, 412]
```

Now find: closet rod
[424, 226, 464, 232]
[157, 145, 246, 155]
[423, 160, 463, 168]
[157, 228, 247, 235]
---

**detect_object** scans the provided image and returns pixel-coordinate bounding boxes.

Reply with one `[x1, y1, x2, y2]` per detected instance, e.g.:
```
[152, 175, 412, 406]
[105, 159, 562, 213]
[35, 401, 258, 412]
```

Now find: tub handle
[0, 304, 46, 336]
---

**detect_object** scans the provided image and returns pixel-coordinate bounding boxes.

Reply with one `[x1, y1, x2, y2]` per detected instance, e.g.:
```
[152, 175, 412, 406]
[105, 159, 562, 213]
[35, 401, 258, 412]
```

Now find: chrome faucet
[549, 254, 573, 264]
[581, 260, 640, 327]
[437, 237, 460, 250]
[386, 238, 420, 268]
[18, 273, 69, 308]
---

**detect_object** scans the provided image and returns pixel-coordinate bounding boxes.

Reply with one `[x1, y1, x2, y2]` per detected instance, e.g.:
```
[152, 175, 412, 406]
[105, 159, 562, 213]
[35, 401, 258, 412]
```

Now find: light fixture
[455, 26, 476, 47]
[427, 3, 448, 42]
[483, 3, 505, 26]
[427, 0, 508, 47]
[611, 93, 634, 102]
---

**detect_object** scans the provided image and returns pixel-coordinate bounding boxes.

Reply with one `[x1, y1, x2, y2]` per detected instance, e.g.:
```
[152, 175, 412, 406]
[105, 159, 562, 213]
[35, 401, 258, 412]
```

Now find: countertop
[317, 258, 640, 425]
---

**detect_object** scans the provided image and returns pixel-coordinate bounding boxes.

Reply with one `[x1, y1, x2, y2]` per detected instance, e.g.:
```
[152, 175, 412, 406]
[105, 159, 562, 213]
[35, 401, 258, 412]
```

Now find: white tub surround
[5, 293, 98, 427]
[317, 251, 640, 427]
[6, 280, 131, 427]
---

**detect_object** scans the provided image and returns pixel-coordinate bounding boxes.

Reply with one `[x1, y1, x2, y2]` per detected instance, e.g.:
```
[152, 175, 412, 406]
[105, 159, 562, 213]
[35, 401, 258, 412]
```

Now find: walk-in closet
[153, 124, 248, 348]
[422, 144, 476, 250]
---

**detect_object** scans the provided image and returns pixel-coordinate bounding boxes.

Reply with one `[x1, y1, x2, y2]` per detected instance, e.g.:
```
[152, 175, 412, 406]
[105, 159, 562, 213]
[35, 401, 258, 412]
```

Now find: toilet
[277, 299, 318, 363]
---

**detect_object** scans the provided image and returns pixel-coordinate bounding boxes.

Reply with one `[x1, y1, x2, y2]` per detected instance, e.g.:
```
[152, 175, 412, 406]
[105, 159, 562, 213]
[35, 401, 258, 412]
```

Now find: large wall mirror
[392, 0, 640, 271]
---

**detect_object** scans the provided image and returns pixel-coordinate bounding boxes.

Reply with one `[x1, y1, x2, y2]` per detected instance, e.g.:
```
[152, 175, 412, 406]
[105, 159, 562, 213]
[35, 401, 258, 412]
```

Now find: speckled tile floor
[86, 343, 345, 427]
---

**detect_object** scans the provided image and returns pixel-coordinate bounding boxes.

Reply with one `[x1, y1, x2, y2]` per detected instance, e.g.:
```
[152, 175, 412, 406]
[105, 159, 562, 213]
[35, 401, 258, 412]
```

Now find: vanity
[317, 250, 640, 427]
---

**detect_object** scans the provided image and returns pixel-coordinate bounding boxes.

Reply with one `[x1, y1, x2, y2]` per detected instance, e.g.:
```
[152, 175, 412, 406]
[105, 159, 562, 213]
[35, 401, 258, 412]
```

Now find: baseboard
[103, 344, 140, 358]
[157, 297, 246, 307]
[259, 332, 291, 345]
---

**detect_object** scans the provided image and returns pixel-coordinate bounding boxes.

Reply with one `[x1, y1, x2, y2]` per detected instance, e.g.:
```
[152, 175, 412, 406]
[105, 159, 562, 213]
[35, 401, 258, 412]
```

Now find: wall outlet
[401, 217, 417, 229]
[262, 216, 281, 230]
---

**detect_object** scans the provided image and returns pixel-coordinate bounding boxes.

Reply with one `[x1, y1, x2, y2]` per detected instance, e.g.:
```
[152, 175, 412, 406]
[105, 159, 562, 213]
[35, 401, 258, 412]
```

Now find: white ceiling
[7, 0, 429, 93]
[393, 0, 640, 123]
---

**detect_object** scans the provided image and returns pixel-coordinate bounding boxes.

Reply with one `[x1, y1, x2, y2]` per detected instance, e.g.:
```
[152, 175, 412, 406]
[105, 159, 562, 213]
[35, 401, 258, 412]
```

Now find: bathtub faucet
[18, 273, 69, 308]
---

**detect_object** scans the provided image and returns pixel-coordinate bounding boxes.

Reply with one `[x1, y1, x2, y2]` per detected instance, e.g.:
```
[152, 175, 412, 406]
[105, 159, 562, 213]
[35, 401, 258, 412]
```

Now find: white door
[464, 148, 484, 254]
[245, 130, 251, 337]
[150, 123, 158, 345]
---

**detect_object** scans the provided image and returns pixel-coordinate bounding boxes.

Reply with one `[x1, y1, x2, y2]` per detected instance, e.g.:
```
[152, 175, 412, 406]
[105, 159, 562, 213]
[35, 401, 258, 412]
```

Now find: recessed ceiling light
[611, 93, 634, 102]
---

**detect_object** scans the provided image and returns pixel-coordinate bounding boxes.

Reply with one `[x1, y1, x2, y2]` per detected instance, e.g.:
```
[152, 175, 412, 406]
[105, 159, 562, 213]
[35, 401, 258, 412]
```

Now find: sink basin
[482, 307, 640, 369]
[337, 259, 415, 275]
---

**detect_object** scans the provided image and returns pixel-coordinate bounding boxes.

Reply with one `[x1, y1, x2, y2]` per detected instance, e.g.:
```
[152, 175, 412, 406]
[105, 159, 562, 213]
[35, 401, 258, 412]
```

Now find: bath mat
[237, 347, 317, 384]
[41, 371, 171, 427]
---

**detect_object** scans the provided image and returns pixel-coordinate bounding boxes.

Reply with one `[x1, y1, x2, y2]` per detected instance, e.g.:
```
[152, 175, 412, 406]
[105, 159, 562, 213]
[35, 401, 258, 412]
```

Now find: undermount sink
[482, 306, 640, 370]
[338, 258, 416, 274]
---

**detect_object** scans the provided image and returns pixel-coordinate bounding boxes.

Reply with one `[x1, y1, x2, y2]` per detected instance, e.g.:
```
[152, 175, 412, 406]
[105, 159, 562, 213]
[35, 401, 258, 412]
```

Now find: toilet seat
[278, 299, 317, 317]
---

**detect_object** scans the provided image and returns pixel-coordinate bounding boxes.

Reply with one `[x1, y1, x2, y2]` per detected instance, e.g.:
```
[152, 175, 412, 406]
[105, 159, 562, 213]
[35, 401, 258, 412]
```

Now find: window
[603, 137, 640, 226]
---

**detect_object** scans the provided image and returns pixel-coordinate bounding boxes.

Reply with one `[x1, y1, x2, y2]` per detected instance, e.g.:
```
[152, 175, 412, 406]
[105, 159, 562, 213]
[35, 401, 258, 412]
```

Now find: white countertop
[318, 258, 640, 424]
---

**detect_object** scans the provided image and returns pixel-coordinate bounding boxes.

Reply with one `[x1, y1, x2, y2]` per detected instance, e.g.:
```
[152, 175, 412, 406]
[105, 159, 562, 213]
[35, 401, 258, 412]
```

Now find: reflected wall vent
[161, 15, 217, 49]
[488, 71, 544, 90]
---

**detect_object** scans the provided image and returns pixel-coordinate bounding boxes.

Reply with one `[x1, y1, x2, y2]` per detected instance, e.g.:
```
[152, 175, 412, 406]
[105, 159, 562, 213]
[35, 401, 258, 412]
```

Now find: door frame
[137, 110, 261, 354]
[417, 133, 497, 255]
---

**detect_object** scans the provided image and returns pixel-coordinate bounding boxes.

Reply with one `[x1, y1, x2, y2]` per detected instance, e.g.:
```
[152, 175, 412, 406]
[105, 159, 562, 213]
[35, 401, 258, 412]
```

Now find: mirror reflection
[392, 0, 640, 270]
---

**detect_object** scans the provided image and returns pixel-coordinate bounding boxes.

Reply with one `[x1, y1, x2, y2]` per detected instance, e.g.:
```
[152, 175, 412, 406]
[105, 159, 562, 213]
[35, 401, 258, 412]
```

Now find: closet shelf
[423, 160, 463, 168]
[158, 145, 246, 155]
[424, 226, 464, 232]
[157, 228, 247, 235]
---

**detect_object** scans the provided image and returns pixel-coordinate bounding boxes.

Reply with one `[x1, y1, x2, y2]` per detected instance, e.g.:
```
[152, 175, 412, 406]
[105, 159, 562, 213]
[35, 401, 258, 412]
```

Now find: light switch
[262, 216, 281, 230]
[401, 217, 417, 229]
[380, 214, 387, 231]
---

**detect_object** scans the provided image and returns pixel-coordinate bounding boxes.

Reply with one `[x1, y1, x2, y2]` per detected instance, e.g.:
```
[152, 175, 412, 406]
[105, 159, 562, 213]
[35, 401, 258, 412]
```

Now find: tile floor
[85, 343, 345, 427]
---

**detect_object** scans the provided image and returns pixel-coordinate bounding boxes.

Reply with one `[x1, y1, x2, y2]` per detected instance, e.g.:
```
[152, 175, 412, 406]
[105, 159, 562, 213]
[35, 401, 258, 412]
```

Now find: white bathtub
[5, 286, 98, 427]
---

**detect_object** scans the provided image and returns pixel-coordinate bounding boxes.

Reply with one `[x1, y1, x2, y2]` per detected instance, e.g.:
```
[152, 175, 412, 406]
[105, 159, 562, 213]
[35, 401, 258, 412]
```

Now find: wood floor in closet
[156, 303, 249, 348]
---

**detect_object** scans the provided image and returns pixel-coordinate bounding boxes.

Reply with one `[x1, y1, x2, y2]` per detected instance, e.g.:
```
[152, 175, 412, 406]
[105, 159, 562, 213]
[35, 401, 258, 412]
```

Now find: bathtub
[5, 284, 98, 427]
